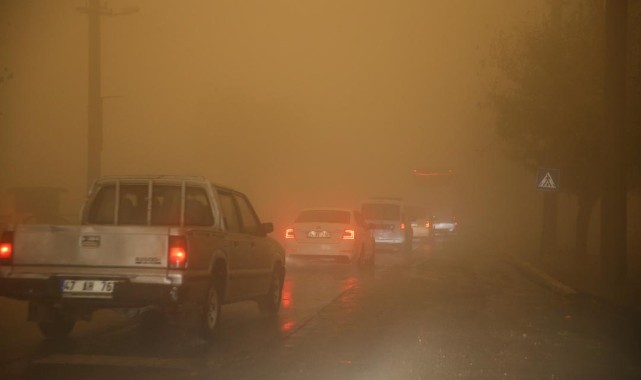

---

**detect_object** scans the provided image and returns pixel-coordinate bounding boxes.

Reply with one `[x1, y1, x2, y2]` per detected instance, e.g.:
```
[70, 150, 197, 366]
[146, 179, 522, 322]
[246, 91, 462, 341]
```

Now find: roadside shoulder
[503, 253, 577, 297]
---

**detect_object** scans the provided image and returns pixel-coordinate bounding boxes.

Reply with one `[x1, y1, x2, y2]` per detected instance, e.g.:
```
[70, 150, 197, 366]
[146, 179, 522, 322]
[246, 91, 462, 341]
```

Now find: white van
[360, 198, 412, 253]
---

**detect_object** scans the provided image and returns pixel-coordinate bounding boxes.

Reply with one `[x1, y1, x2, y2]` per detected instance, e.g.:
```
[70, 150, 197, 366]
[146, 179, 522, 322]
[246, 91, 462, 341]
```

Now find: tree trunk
[540, 192, 558, 257]
[601, 0, 628, 288]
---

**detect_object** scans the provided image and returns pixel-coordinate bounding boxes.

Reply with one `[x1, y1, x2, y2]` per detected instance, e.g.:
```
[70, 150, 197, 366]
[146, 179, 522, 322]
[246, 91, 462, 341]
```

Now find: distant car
[284, 208, 375, 266]
[405, 204, 432, 242]
[432, 215, 459, 239]
[361, 198, 412, 253]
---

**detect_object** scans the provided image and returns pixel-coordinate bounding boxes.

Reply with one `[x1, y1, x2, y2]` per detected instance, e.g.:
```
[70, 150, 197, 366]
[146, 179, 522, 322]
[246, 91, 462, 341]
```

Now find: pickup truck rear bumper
[0, 277, 204, 308]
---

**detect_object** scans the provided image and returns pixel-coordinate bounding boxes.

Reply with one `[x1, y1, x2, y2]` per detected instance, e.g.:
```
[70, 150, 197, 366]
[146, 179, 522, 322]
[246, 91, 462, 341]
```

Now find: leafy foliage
[490, 1, 606, 199]
[491, 1, 641, 197]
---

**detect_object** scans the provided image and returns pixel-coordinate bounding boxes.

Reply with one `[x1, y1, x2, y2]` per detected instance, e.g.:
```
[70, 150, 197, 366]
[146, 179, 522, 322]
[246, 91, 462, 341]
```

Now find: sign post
[537, 168, 560, 258]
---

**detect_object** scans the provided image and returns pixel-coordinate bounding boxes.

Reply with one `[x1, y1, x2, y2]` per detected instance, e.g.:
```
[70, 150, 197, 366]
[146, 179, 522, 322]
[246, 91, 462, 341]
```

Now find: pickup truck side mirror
[260, 222, 274, 235]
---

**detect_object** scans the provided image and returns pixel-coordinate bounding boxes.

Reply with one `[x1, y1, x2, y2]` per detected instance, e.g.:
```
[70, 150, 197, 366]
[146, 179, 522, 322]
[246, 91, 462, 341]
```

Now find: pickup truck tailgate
[13, 225, 170, 268]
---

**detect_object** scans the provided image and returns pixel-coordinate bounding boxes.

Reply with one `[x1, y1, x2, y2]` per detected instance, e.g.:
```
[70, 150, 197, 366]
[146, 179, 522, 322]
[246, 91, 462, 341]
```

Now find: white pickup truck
[0, 175, 285, 339]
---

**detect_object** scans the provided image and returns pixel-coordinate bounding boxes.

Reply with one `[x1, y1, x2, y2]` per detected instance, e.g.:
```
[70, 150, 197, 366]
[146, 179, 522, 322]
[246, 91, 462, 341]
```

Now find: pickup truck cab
[0, 175, 285, 339]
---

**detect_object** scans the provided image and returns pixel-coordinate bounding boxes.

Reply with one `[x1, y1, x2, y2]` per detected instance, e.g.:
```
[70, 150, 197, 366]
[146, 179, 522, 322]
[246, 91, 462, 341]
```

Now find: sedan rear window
[295, 210, 351, 224]
[362, 203, 401, 220]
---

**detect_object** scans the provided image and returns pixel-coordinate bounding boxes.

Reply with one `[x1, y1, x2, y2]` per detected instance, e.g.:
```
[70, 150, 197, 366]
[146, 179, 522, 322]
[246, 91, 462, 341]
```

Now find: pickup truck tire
[201, 278, 222, 341]
[38, 312, 76, 339]
[257, 268, 283, 314]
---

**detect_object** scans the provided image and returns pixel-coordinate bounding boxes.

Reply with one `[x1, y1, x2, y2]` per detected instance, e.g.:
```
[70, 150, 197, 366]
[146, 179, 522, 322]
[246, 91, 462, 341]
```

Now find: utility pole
[601, 0, 628, 288]
[78, 1, 138, 192]
[87, 0, 102, 192]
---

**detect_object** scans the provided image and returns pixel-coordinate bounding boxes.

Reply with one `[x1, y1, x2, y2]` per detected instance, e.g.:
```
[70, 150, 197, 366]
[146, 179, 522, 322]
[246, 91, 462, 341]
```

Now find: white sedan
[284, 208, 375, 266]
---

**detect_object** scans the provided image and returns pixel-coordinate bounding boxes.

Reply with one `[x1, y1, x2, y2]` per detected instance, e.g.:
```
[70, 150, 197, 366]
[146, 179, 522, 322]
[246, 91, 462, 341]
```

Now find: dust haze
[1, 0, 546, 246]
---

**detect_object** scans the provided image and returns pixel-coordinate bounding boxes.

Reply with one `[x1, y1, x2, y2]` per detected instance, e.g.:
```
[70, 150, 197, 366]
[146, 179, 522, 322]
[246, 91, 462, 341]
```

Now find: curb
[504, 253, 577, 297]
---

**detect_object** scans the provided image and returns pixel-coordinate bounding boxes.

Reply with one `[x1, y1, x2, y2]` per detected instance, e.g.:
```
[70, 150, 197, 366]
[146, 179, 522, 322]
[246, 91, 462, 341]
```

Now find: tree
[490, 1, 607, 258]
[627, 1, 641, 193]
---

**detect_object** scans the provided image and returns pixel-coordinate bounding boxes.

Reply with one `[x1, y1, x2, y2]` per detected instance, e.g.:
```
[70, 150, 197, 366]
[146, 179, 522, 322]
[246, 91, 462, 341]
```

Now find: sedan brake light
[285, 228, 295, 239]
[342, 228, 355, 240]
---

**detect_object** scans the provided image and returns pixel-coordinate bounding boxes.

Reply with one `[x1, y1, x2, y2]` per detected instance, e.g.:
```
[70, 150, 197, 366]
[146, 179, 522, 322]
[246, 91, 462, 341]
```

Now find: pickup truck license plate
[62, 279, 115, 298]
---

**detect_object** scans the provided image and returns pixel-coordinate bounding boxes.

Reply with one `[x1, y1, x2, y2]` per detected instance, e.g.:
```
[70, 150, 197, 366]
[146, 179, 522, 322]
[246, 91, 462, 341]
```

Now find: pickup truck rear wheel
[257, 269, 283, 314]
[201, 279, 221, 341]
[38, 312, 76, 339]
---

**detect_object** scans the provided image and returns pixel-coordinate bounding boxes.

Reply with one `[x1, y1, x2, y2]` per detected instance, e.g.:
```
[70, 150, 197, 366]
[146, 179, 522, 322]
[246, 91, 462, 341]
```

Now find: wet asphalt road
[1, 236, 641, 380]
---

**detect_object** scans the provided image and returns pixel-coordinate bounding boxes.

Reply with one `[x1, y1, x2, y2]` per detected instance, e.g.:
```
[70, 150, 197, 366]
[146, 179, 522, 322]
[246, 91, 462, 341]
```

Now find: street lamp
[412, 169, 453, 177]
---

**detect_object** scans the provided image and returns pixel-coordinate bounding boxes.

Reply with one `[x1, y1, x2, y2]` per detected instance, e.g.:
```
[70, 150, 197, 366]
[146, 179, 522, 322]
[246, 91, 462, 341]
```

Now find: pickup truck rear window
[87, 184, 214, 226]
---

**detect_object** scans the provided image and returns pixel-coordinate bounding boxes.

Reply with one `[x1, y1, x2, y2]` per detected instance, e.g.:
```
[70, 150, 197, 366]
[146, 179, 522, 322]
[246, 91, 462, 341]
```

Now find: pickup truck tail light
[168, 235, 187, 269]
[342, 228, 355, 240]
[0, 231, 13, 264]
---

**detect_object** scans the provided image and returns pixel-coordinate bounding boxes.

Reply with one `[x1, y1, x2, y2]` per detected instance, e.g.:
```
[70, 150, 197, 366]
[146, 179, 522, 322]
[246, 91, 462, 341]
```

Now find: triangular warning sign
[538, 172, 557, 189]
